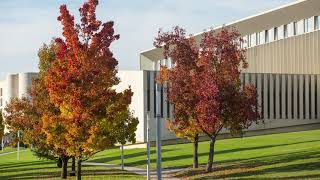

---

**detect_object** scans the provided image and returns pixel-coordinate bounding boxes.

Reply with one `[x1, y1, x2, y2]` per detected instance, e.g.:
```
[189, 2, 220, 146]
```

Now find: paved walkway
[83, 162, 183, 180]
[0, 150, 28, 157]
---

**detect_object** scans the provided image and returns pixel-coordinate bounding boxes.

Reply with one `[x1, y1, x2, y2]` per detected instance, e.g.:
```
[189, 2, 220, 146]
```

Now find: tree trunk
[57, 158, 62, 168]
[70, 156, 76, 176]
[77, 159, 82, 180]
[193, 134, 199, 169]
[206, 136, 216, 172]
[61, 156, 68, 179]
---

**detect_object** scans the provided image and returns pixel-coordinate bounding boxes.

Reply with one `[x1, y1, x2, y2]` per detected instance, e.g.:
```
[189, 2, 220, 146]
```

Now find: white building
[138, 0, 320, 144]
[0, 73, 38, 109]
[0, 73, 38, 133]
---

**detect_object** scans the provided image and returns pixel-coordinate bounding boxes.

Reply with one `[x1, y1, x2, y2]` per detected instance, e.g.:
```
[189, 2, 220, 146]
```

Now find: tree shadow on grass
[122, 139, 320, 168]
[173, 149, 320, 179]
[0, 165, 55, 175]
[0, 161, 54, 170]
[213, 139, 320, 156]
[0, 169, 60, 180]
[0, 165, 142, 180]
[90, 148, 177, 164]
[81, 168, 140, 176]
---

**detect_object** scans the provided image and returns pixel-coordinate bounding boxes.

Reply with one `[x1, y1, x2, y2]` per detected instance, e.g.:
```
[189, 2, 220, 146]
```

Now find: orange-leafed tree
[4, 42, 72, 179]
[155, 27, 202, 168]
[44, 0, 138, 179]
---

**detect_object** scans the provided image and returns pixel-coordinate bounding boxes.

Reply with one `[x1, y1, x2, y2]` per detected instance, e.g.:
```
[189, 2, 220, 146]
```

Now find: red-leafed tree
[155, 27, 260, 172]
[44, 0, 138, 179]
[195, 28, 260, 172]
[155, 27, 202, 168]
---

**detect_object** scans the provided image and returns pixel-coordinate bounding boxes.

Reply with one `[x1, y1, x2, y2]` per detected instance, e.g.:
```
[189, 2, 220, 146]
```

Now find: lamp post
[17, 130, 20, 160]
[121, 143, 124, 170]
[121, 122, 128, 171]
[155, 82, 162, 180]
[1, 137, 3, 152]
[146, 112, 151, 180]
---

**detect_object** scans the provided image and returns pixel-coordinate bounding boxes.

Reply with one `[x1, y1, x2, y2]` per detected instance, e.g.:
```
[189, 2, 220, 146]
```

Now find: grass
[0, 150, 144, 180]
[90, 129, 320, 179]
[0, 130, 319, 179]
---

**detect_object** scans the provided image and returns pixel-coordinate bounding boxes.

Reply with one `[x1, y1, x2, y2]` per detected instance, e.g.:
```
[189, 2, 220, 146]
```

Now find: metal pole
[146, 113, 151, 180]
[121, 144, 124, 170]
[17, 130, 20, 160]
[156, 83, 162, 180]
[1, 137, 3, 152]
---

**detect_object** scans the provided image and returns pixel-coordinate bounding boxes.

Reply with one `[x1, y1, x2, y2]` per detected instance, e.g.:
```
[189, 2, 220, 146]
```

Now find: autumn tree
[195, 28, 260, 172]
[155, 27, 202, 168]
[155, 27, 260, 172]
[4, 42, 72, 178]
[34, 42, 73, 178]
[44, 0, 138, 179]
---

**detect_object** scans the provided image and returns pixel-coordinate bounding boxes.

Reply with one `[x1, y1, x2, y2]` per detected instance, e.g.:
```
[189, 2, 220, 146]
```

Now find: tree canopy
[155, 26, 260, 172]
[43, 0, 138, 178]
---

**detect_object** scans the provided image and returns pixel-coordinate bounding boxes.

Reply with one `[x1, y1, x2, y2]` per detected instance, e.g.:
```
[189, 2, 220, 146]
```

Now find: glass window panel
[256, 32, 260, 45]
[304, 19, 308, 33]
[308, 17, 313, 32]
[293, 22, 297, 35]
[315, 16, 319, 30]
[265, 30, 269, 43]
[284, 24, 288, 38]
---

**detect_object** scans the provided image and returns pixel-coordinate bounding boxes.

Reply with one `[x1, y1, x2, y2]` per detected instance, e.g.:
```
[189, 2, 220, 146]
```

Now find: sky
[0, 0, 294, 78]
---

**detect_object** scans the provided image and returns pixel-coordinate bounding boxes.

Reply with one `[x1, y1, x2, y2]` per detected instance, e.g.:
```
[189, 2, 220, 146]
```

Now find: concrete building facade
[0, 73, 38, 109]
[0, 73, 38, 133]
[138, 0, 320, 143]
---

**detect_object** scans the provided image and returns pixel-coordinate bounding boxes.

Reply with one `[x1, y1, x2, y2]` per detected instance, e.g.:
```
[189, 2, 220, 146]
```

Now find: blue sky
[0, 0, 294, 78]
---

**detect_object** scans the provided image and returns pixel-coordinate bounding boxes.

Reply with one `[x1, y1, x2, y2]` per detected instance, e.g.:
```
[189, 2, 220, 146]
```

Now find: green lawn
[90, 129, 320, 179]
[0, 130, 319, 179]
[0, 150, 144, 180]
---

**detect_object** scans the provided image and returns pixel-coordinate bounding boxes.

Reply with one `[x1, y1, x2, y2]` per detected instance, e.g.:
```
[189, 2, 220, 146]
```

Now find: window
[167, 58, 171, 68]
[315, 16, 319, 30]
[265, 30, 269, 43]
[304, 19, 308, 33]
[293, 22, 297, 35]
[248, 35, 251, 47]
[284, 24, 288, 38]
[274, 27, 278, 41]
[256, 32, 260, 45]
[308, 17, 313, 32]
[157, 60, 160, 70]
[242, 36, 248, 48]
